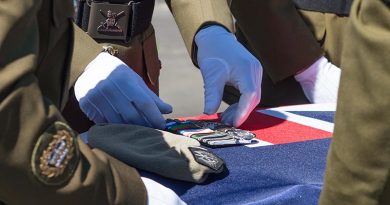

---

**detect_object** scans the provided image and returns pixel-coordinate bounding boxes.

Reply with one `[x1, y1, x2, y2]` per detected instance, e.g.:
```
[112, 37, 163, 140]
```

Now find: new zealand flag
[144, 103, 336, 205]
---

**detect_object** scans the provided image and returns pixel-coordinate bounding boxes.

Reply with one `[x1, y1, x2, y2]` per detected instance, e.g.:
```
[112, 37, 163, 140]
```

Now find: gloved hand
[195, 25, 262, 127]
[74, 52, 172, 130]
[294, 56, 341, 103]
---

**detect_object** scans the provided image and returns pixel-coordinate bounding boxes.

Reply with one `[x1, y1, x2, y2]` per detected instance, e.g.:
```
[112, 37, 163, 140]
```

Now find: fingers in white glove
[140, 82, 173, 114]
[221, 91, 260, 127]
[75, 52, 172, 129]
[195, 25, 262, 127]
[215, 68, 260, 127]
[199, 58, 229, 115]
[131, 98, 168, 130]
[111, 78, 168, 129]
[151, 95, 173, 114]
[220, 103, 238, 126]
[79, 88, 122, 123]
[79, 82, 148, 125]
[233, 60, 261, 127]
[235, 92, 260, 127]
[79, 98, 107, 123]
[116, 100, 153, 127]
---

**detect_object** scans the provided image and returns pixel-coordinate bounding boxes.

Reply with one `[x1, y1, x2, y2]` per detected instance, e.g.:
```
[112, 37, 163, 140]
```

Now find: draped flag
[142, 103, 336, 205]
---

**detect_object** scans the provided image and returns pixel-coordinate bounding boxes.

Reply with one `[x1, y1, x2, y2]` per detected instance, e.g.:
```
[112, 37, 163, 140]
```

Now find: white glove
[195, 25, 262, 127]
[74, 52, 172, 130]
[294, 56, 341, 103]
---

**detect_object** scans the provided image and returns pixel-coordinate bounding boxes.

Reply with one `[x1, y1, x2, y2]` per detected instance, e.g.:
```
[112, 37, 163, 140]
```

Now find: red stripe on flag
[179, 111, 332, 145]
[241, 112, 332, 144]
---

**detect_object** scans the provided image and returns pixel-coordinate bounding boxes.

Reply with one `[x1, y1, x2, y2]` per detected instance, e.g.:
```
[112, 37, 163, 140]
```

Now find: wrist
[75, 52, 122, 101]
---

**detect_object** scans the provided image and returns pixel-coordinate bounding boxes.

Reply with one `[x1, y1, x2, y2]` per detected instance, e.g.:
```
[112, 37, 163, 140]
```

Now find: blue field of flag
[143, 104, 336, 205]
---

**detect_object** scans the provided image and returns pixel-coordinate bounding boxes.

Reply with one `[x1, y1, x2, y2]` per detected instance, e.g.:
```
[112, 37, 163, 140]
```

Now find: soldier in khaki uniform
[165, 0, 262, 128]
[72, 0, 347, 130]
[167, 0, 349, 117]
[77, 0, 340, 129]
[225, 0, 349, 107]
[65, 0, 171, 132]
[319, 0, 390, 204]
[169, 0, 390, 204]
[0, 0, 146, 204]
[67, 0, 259, 130]
[0, 0, 225, 204]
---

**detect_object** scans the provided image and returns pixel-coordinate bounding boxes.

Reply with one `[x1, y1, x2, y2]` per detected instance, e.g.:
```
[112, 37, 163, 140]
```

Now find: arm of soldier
[165, 0, 234, 64]
[165, 0, 261, 127]
[0, 1, 146, 204]
[67, 23, 102, 89]
[319, 0, 390, 204]
[229, 0, 324, 83]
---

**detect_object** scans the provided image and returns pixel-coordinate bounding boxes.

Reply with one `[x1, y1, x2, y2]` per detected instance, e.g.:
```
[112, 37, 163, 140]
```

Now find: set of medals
[166, 119, 256, 147]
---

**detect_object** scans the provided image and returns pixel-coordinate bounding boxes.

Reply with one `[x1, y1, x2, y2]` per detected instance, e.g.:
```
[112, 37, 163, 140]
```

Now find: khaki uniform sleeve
[229, 0, 323, 82]
[319, 0, 390, 204]
[0, 0, 146, 204]
[68, 24, 102, 89]
[165, 0, 234, 64]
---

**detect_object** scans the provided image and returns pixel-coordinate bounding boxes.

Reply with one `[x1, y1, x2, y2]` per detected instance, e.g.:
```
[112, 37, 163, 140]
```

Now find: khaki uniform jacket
[0, 0, 147, 204]
[320, 0, 390, 204]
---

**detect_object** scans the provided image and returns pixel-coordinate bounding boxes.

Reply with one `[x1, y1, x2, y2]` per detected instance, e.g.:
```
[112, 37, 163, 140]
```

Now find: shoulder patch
[31, 122, 80, 186]
[188, 147, 224, 171]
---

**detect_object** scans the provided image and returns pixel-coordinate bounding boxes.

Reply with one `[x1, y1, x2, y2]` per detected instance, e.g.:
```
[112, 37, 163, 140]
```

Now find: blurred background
[152, 0, 229, 118]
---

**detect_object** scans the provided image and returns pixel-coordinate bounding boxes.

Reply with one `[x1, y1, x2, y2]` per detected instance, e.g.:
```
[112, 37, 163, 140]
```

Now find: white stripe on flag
[266, 103, 336, 112]
[245, 139, 273, 148]
[257, 109, 334, 133]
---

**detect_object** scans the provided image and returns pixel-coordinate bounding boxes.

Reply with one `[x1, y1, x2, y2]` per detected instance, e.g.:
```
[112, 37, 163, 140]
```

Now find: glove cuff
[74, 52, 130, 102]
[294, 56, 328, 83]
[195, 25, 235, 46]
